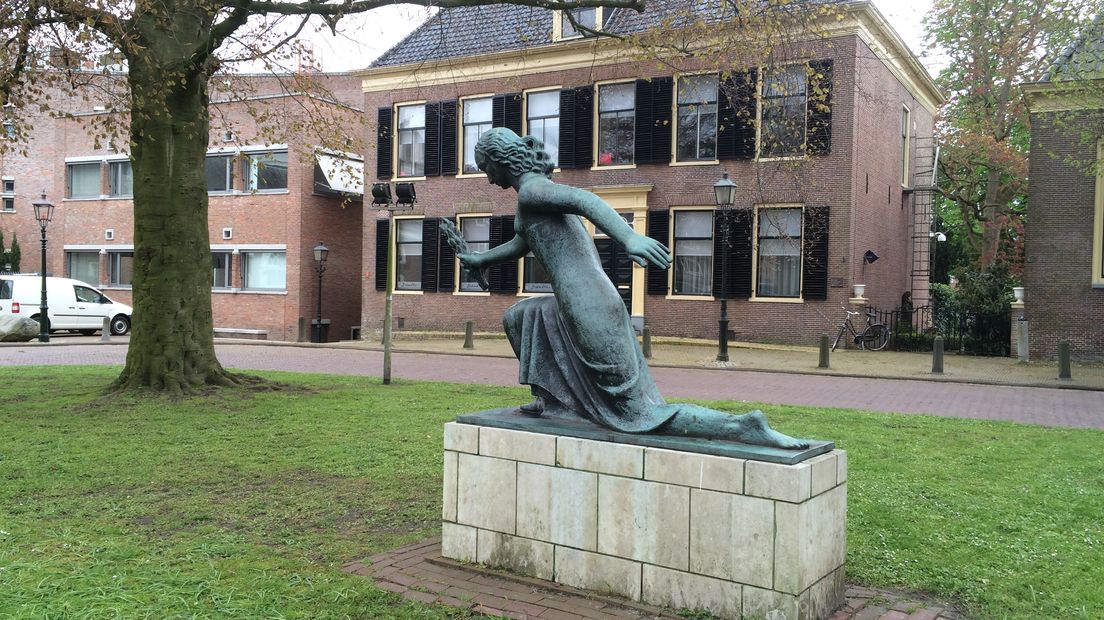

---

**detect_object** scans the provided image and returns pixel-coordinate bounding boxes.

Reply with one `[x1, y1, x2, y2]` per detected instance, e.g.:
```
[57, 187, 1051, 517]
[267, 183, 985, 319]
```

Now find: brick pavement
[344, 538, 962, 620]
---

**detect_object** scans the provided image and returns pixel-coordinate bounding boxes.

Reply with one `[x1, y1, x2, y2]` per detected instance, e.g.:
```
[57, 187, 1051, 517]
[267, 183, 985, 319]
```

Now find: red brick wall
[1025, 109, 1104, 360]
[360, 34, 935, 345]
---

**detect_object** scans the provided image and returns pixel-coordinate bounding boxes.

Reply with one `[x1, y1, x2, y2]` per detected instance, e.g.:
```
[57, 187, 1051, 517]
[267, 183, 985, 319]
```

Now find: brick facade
[360, 27, 937, 345]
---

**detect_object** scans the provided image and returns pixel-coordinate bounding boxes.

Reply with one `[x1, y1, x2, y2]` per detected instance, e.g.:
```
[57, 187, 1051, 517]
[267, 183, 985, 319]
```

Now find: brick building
[1023, 22, 1104, 360]
[0, 72, 366, 341]
[358, 0, 940, 345]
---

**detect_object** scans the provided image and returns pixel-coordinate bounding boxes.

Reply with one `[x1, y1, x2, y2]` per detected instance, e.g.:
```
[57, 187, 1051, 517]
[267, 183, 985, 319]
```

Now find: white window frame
[1, 177, 13, 212]
[455, 213, 492, 295]
[392, 215, 424, 294]
[756, 62, 810, 161]
[394, 101, 427, 180]
[459, 94, 494, 177]
[524, 87, 562, 169]
[242, 149, 289, 192]
[673, 73, 720, 164]
[108, 160, 133, 197]
[901, 105, 912, 187]
[594, 80, 636, 170]
[240, 250, 287, 291]
[552, 7, 604, 41]
[667, 207, 715, 300]
[751, 204, 805, 302]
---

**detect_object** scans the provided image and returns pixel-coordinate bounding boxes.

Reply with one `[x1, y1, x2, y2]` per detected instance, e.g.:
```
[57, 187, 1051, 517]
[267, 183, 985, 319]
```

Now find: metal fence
[870, 304, 1011, 357]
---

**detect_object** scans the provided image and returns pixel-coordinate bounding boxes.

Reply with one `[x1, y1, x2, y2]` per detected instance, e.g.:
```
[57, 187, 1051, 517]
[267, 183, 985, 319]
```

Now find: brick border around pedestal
[442, 422, 849, 620]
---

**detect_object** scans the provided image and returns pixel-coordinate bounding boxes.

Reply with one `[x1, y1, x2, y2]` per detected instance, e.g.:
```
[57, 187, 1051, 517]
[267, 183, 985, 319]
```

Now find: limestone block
[807, 453, 838, 497]
[746, 460, 811, 503]
[443, 450, 458, 522]
[554, 546, 642, 601]
[797, 566, 847, 620]
[516, 463, 598, 550]
[441, 522, 477, 563]
[689, 488, 774, 587]
[476, 530, 554, 580]
[456, 453, 517, 534]
[744, 585, 798, 620]
[643, 447, 744, 494]
[836, 450, 848, 485]
[444, 422, 479, 454]
[557, 436, 643, 478]
[641, 565, 743, 619]
[479, 427, 557, 465]
[775, 484, 848, 594]
[598, 476, 690, 570]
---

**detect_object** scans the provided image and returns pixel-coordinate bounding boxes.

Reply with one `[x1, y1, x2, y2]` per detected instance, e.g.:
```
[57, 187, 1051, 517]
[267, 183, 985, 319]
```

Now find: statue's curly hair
[474, 127, 554, 179]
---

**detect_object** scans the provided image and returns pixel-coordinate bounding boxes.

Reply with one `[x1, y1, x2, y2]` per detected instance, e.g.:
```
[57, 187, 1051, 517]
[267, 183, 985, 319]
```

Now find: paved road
[2, 343, 1102, 430]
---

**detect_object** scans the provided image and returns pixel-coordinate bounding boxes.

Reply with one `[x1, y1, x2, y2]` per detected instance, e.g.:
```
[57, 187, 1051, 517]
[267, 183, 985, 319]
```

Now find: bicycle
[832, 306, 890, 351]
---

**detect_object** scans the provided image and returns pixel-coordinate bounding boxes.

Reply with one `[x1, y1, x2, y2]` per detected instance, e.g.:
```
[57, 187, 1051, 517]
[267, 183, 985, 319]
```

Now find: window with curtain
[395, 219, 423, 291]
[108, 252, 134, 286]
[212, 252, 233, 288]
[597, 83, 635, 166]
[756, 207, 802, 297]
[459, 217, 490, 292]
[241, 251, 286, 290]
[760, 65, 808, 158]
[676, 75, 718, 162]
[244, 151, 288, 191]
[108, 161, 133, 197]
[67, 163, 101, 198]
[67, 252, 100, 284]
[672, 211, 713, 296]
[526, 90, 560, 167]
[397, 105, 425, 177]
[462, 97, 493, 174]
[206, 155, 233, 193]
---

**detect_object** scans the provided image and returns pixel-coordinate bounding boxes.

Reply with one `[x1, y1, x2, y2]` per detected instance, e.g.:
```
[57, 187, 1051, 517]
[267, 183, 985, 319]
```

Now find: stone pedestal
[441, 420, 847, 620]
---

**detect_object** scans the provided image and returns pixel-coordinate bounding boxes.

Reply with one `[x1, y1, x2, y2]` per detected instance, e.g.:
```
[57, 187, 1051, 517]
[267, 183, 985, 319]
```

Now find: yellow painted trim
[517, 290, 554, 298]
[1094, 140, 1104, 286]
[668, 206, 715, 298]
[666, 294, 716, 302]
[393, 290, 424, 295]
[455, 173, 489, 179]
[669, 159, 720, 167]
[459, 94, 495, 176]
[751, 203, 805, 300]
[453, 291, 491, 297]
[393, 175, 427, 182]
[551, 7, 604, 42]
[901, 104, 911, 187]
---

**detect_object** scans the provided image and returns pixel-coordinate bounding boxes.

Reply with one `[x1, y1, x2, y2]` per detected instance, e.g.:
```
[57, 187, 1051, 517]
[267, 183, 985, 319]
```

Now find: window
[901, 106, 911, 186]
[206, 155, 233, 193]
[3, 122, 14, 139]
[526, 90, 560, 167]
[212, 252, 233, 288]
[1, 178, 11, 212]
[74, 285, 107, 304]
[108, 251, 134, 286]
[2, 180, 13, 192]
[68, 252, 100, 284]
[241, 251, 286, 290]
[397, 105, 425, 177]
[0, 279, 11, 298]
[1, 198, 11, 212]
[523, 252, 553, 293]
[458, 217, 490, 292]
[672, 211, 713, 296]
[244, 151, 288, 191]
[462, 97, 493, 174]
[562, 7, 596, 38]
[395, 219, 423, 291]
[597, 83, 635, 166]
[108, 160, 133, 197]
[756, 207, 803, 298]
[676, 75, 718, 162]
[760, 65, 808, 158]
[67, 162, 101, 198]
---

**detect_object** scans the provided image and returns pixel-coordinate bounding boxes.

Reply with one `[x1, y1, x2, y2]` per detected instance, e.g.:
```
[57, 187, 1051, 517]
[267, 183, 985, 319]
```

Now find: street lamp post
[31, 193, 55, 343]
[713, 172, 737, 362]
[312, 242, 329, 343]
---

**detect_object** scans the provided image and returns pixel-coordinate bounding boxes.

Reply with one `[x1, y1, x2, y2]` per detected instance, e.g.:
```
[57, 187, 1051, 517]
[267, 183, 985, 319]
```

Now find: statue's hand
[457, 253, 490, 290]
[625, 236, 672, 269]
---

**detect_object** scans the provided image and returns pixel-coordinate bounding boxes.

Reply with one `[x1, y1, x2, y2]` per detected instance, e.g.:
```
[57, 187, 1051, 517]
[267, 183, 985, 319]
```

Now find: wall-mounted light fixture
[863, 250, 880, 264]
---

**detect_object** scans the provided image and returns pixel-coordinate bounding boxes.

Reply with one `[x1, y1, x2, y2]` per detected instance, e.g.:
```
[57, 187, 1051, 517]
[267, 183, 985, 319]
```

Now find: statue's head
[475, 128, 554, 181]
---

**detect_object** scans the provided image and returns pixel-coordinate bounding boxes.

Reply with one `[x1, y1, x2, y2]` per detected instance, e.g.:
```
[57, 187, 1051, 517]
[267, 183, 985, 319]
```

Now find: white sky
[301, 0, 941, 76]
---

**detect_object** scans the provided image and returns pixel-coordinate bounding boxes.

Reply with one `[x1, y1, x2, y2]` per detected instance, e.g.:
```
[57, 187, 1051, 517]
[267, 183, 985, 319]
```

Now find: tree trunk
[978, 167, 1003, 268]
[110, 58, 238, 394]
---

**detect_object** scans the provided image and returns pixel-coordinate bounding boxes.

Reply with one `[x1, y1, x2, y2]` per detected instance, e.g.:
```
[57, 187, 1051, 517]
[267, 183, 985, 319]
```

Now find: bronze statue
[444, 128, 807, 450]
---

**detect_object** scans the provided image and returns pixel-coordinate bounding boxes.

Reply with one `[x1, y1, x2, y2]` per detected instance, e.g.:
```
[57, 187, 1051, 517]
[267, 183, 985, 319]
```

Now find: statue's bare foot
[728, 410, 809, 449]
[519, 396, 544, 417]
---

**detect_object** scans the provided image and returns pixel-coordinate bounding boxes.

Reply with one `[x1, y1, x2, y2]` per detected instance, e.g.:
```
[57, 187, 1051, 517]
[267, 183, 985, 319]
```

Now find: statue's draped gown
[503, 204, 682, 433]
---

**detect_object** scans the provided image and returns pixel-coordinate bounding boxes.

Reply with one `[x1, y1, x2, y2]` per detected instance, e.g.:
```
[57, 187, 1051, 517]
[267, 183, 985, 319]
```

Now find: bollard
[100, 316, 111, 342]
[641, 326, 652, 359]
[463, 320, 475, 350]
[932, 336, 944, 374]
[818, 334, 830, 368]
[1058, 340, 1072, 379]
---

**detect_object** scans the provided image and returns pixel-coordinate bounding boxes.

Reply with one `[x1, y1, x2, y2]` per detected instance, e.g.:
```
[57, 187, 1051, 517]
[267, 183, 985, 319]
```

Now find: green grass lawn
[0, 367, 1101, 619]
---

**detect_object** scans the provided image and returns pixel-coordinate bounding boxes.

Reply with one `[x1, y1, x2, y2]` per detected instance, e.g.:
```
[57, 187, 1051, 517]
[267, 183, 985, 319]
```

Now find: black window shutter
[503, 93, 524, 135]
[646, 209, 670, 295]
[572, 86, 594, 169]
[492, 95, 506, 128]
[558, 88, 577, 169]
[439, 100, 458, 175]
[719, 70, 757, 160]
[376, 107, 392, 180]
[488, 215, 518, 294]
[424, 102, 441, 177]
[437, 219, 456, 293]
[802, 205, 830, 299]
[713, 209, 753, 298]
[807, 59, 833, 155]
[374, 218, 390, 291]
[634, 79, 654, 165]
[650, 77, 673, 164]
[421, 218, 440, 293]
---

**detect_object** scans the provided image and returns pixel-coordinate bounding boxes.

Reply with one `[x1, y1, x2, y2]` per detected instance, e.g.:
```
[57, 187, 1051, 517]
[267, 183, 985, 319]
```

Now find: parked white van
[0, 275, 133, 335]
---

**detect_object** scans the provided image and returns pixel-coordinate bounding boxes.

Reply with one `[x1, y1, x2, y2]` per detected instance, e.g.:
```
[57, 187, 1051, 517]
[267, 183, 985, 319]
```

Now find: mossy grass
[1, 366, 1101, 618]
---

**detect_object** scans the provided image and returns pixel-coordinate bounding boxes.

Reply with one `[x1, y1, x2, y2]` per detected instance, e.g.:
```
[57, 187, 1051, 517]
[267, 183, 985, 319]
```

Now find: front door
[593, 212, 635, 314]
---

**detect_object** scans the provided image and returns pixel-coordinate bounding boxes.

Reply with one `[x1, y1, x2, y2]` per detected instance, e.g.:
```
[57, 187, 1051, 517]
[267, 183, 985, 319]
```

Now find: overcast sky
[301, 0, 941, 76]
